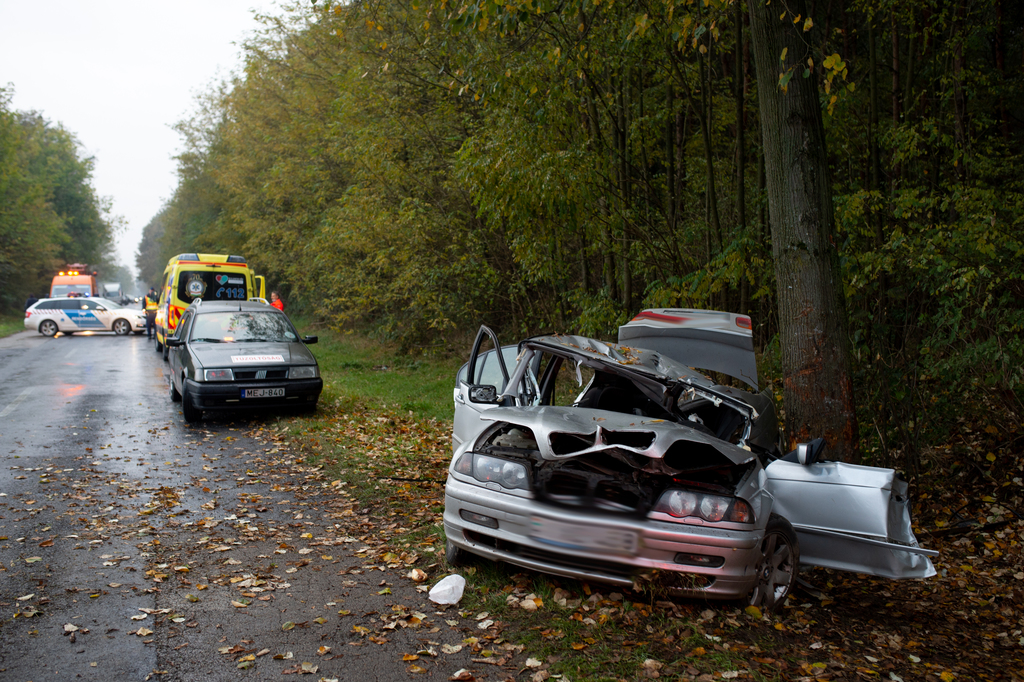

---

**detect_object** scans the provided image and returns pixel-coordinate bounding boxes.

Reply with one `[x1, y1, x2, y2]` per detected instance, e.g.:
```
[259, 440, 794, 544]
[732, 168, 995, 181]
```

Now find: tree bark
[745, 0, 859, 461]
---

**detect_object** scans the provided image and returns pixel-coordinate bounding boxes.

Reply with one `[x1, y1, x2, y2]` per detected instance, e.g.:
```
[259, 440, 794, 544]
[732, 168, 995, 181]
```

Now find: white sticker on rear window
[231, 354, 285, 363]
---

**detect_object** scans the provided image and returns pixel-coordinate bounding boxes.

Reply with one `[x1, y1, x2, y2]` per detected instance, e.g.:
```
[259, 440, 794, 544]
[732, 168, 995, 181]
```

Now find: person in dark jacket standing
[24, 294, 39, 311]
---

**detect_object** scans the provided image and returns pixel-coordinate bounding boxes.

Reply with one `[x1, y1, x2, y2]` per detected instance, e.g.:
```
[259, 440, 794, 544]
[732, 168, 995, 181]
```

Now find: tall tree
[745, 0, 859, 460]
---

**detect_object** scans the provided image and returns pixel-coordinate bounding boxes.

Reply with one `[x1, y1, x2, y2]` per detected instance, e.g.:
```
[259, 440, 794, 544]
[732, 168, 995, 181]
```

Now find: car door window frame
[175, 311, 194, 340]
[464, 326, 509, 396]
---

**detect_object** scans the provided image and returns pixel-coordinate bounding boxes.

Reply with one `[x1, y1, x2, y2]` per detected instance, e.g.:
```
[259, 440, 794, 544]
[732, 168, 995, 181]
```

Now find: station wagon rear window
[51, 284, 93, 297]
[177, 271, 248, 302]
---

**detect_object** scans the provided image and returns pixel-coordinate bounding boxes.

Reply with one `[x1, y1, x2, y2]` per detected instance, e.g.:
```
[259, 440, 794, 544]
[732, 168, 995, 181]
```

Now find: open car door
[452, 326, 518, 450]
[765, 443, 937, 579]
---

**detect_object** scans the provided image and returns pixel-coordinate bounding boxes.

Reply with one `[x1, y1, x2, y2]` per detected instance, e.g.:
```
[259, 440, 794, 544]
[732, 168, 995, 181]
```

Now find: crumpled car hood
[525, 335, 713, 387]
[518, 335, 762, 423]
[479, 405, 755, 470]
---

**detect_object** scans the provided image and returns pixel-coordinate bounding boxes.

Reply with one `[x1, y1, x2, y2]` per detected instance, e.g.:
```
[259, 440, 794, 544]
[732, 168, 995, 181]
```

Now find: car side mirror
[795, 437, 827, 465]
[302, 335, 318, 344]
[468, 385, 499, 404]
[166, 338, 183, 347]
[796, 442, 812, 465]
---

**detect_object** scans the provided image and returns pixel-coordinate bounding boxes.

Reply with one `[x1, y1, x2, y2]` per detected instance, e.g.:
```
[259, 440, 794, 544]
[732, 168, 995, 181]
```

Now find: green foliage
[0, 88, 114, 312]
[147, 0, 1024, 467]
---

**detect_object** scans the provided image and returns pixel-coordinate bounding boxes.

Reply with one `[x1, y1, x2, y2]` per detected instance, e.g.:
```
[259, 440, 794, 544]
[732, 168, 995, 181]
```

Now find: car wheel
[169, 376, 181, 403]
[39, 320, 58, 337]
[748, 514, 799, 613]
[181, 384, 201, 424]
[445, 538, 468, 567]
[162, 343, 169, 362]
[155, 339, 163, 353]
[113, 318, 131, 336]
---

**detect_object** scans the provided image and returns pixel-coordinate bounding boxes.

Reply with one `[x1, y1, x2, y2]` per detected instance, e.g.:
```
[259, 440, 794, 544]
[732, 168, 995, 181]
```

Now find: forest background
[0, 90, 130, 306]
[6, 0, 1022, 475]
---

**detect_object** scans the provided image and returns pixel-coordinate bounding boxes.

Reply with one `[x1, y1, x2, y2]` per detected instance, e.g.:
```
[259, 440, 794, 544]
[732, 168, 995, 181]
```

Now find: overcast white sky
[0, 0, 284, 278]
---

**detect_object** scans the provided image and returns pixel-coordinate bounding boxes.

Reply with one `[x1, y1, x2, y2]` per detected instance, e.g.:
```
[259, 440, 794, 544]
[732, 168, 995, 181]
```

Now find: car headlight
[289, 365, 318, 379]
[652, 489, 753, 524]
[204, 369, 234, 381]
[453, 452, 529, 490]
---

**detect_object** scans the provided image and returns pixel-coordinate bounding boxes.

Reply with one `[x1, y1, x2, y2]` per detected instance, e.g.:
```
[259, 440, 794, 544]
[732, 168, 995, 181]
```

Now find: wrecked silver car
[443, 310, 936, 611]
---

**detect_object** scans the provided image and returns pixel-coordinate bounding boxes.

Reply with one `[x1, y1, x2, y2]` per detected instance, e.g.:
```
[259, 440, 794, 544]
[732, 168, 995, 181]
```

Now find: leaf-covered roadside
[275, 400, 1024, 682]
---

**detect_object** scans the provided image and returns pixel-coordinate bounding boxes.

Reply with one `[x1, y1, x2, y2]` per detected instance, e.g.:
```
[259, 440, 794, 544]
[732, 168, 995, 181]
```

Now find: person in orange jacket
[270, 291, 284, 311]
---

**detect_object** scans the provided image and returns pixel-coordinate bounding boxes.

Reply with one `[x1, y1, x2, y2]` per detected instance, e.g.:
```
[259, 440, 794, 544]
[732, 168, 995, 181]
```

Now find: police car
[24, 297, 147, 336]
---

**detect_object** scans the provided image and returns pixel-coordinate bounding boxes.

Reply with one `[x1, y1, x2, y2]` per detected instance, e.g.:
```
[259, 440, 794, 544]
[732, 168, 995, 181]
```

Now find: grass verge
[287, 313, 463, 422]
[0, 314, 25, 339]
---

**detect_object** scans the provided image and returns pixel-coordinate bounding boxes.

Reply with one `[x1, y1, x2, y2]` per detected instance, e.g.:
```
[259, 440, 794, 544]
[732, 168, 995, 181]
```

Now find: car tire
[445, 538, 468, 567]
[181, 384, 201, 424]
[162, 343, 169, 362]
[748, 513, 799, 613]
[39, 320, 58, 337]
[169, 376, 181, 403]
[113, 318, 131, 336]
[155, 339, 163, 353]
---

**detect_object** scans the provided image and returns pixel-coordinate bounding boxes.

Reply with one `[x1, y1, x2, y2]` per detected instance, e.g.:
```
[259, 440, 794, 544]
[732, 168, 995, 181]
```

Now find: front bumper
[184, 377, 323, 411]
[443, 475, 765, 600]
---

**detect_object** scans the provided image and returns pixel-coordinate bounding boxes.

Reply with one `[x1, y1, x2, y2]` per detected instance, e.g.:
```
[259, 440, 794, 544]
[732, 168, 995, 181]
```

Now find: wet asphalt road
[0, 331, 514, 682]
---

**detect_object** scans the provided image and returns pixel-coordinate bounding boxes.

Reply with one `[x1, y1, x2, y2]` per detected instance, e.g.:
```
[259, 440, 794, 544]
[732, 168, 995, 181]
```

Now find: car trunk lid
[618, 309, 759, 390]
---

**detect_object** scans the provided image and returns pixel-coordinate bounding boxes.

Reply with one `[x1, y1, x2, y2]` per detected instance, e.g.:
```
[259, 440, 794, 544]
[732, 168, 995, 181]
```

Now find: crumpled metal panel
[479, 405, 755, 467]
[525, 335, 712, 386]
[765, 460, 936, 579]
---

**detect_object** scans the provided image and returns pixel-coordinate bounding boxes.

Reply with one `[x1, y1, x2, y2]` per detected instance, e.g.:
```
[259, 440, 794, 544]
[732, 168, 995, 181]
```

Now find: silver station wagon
[443, 310, 936, 611]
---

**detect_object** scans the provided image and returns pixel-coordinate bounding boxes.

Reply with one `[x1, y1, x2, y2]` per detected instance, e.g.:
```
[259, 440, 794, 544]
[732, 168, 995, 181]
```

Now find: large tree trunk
[745, 0, 859, 461]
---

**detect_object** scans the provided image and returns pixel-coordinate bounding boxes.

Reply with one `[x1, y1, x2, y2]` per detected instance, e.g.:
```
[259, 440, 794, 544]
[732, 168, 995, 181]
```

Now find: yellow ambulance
[154, 254, 265, 357]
